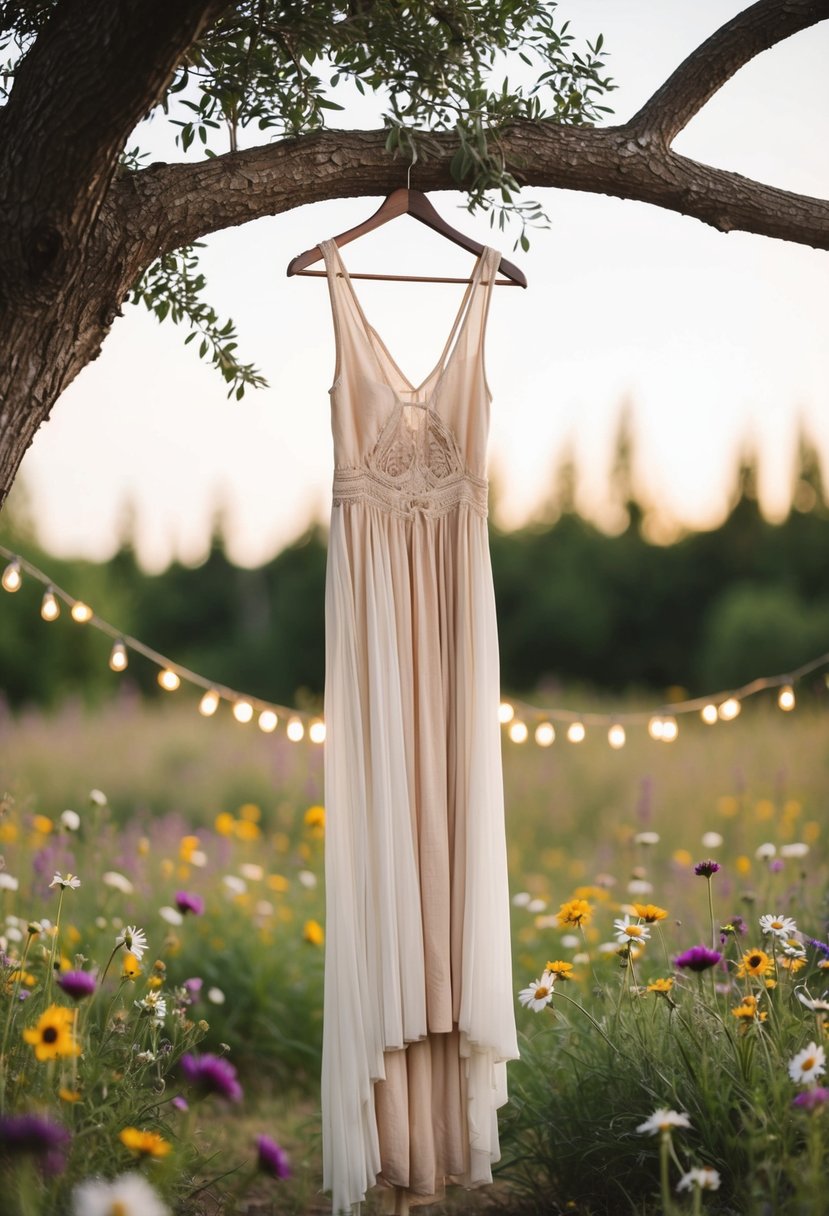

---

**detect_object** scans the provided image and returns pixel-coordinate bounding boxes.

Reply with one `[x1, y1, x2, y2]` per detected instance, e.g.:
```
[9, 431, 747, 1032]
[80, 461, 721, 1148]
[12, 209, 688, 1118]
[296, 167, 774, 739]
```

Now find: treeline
[1, 433, 828, 710]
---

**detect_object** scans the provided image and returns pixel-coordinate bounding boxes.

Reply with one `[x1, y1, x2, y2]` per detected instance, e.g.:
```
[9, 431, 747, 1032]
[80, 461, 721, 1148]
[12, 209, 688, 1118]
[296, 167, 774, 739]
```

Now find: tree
[1, 0, 827, 510]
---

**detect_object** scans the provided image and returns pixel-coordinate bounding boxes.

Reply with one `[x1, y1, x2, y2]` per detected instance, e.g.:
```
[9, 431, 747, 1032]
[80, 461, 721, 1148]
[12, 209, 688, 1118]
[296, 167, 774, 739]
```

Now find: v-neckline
[327, 242, 490, 403]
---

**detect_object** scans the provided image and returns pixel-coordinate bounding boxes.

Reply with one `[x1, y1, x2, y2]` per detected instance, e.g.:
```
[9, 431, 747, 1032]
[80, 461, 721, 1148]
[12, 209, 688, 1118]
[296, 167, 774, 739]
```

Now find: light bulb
[199, 689, 220, 716]
[70, 600, 93, 623]
[777, 685, 795, 712]
[41, 587, 60, 621]
[258, 709, 278, 733]
[700, 703, 718, 725]
[660, 716, 678, 742]
[287, 717, 305, 742]
[566, 722, 585, 743]
[648, 716, 665, 741]
[508, 720, 528, 743]
[718, 697, 741, 721]
[309, 719, 326, 743]
[232, 700, 254, 724]
[608, 723, 626, 749]
[534, 722, 555, 747]
[157, 668, 180, 692]
[109, 640, 128, 671]
[498, 702, 514, 724]
[1, 559, 21, 592]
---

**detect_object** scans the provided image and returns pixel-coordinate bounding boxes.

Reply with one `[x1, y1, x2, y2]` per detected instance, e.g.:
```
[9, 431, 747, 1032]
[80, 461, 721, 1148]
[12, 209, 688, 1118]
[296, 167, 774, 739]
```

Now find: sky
[11, 1, 829, 571]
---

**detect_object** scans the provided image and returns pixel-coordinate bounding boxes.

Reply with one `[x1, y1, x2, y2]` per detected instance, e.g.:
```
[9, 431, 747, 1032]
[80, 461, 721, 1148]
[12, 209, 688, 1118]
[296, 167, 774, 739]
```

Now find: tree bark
[0, 0, 827, 510]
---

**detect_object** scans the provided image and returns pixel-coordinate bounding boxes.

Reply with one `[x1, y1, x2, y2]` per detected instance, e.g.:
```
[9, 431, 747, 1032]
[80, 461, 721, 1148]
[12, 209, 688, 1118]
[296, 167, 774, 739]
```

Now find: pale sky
[12, 1, 829, 571]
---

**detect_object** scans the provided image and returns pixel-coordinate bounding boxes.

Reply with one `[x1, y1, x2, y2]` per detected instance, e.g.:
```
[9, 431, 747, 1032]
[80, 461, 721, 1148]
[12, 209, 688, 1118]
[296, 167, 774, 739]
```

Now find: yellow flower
[632, 904, 668, 923]
[780, 957, 806, 973]
[304, 919, 324, 946]
[8, 969, 37, 989]
[735, 855, 752, 876]
[672, 849, 692, 867]
[754, 799, 775, 821]
[647, 977, 674, 994]
[0, 821, 19, 843]
[32, 814, 53, 835]
[731, 995, 767, 1023]
[238, 802, 261, 823]
[160, 859, 174, 878]
[119, 1127, 172, 1158]
[557, 898, 593, 928]
[122, 953, 142, 980]
[737, 948, 773, 978]
[138, 836, 151, 856]
[179, 834, 200, 861]
[304, 805, 326, 837]
[146, 975, 163, 990]
[267, 874, 289, 893]
[65, 925, 82, 946]
[22, 1005, 80, 1061]
[235, 819, 260, 842]
[572, 885, 609, 902]
[214, 812, 236, 837]
[59, 1087, 82, 1103]
[545, 961, 575, 981]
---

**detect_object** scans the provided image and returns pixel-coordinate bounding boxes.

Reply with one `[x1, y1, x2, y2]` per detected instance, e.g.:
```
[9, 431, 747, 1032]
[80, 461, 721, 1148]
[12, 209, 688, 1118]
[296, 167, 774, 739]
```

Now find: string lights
[2, 542, 828, 749]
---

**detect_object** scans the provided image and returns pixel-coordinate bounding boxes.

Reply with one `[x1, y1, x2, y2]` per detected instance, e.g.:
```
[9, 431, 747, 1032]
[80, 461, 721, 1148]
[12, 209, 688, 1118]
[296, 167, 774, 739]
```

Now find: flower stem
[659, 1130, 673, 1215]
[706, 876, 716, 952]
[44, 886, 65, 1004]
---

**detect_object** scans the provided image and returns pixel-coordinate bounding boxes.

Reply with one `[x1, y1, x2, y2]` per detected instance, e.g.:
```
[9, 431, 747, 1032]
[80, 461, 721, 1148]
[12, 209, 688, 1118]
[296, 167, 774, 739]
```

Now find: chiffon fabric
[320, 239, 518, 1215]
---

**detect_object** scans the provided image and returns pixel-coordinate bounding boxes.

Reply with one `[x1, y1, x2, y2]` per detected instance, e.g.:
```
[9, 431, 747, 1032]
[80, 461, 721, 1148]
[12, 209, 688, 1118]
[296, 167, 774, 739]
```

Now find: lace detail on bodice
[332, 402, 488, 520]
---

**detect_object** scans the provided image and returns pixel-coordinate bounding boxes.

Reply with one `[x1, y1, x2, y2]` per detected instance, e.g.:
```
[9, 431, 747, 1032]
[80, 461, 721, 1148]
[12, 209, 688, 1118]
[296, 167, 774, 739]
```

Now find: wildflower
[304, 805, 325, 837]
[0, 873, 19, 891]
[634, 832, 660, 846]
[215, 812, 236, 836]
[788, 1042, 826, 1085]
[57, 970, 96, 1001]
[0, 1114, 71, 1174]
[183, 977, 203, 1002]
[175, 891, 205, 916]
[181, 1052, 243, 1102]
[49, 872, 81, 890]
[632, 904, 668, 923]
[769, 858, 785, 873]
[518, 974, 555, 1012]
[22, 1005, 80, 1061]
[298, 870, 317, 890]
[71, 1171, 170, 1216]
[118, 1127, 172, 1158]
[60, 810, 80, 831]
[674, 946, 722, 972]
[32, 814, 53, 834]
[694, 860, 721, 877]
[89, 789, 108, 806]
[614, 916, 651, 945]
[256, 1133, 292, 1178]
[7, 969, 37, 989]
[807, 938, 829, 958]
[759, 913, 798, 938]
[792, 1087, 829, 1112]
[627, 879, 654, 896]
[797, 990, 829, 1013]
[677, 1167, 721, 1192]
[737, 948, 773, 978]
[647, 978, 674, 994]
[780, 842, 809, 859]
[637, 1109, 691, 1135]
[159, 906, 184, 926]
[59, 1088, 82, 1102]
[545, 960, 575, 981]
[222, 875, 247, 895]
[172, 1096, 189, 1112]
[122, 953, 142, 980]
[102, 871, 134, 895]
[782, 939, 807, 959]
[781, 957, 807, 973]
[239, 863, 264, 882]
[207, 986, 225, 1004]
[134, 993, 167, 1024]
[731, 995, 767, 1024]
[303, 919, 324, 946]
[116, 926, 148, 960]
[701, 832, 724, 849]
[557, 898, 593, 928]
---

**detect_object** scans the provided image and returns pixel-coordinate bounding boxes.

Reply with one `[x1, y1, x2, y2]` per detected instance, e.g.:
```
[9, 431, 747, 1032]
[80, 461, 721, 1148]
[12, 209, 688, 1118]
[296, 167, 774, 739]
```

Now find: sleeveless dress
[320, 239, 518, 1215]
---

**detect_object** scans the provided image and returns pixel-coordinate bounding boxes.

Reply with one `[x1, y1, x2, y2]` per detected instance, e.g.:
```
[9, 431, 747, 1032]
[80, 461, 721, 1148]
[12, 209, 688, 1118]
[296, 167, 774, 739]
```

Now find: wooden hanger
[286, 187, 527, 287]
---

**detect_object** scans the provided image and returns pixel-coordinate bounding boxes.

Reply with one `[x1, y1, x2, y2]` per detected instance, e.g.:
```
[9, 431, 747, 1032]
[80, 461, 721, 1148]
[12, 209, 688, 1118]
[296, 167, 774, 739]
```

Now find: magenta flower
[181, 1052, 243, 1102]
[256, 1133, 291, 1178]
[171, 1095, 189, 1112]
[793, 1087, 829, 1112]
[694, 860, 721, 877]
[57, 970, 96, 1000]
[0, 1114, 71, 1174]
[675, 945, 722, 972]
[175, 891, 205, 916]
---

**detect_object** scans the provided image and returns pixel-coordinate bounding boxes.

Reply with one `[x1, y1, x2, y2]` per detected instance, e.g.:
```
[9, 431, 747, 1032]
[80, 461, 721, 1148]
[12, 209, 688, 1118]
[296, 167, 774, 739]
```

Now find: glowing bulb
[232, 700, 254, 724]
[41, 587, 60, 621]
[287, 716, 305, 742]
[70, 600, 93, 623]
[534, 722, 555, 747]
[199, 689, 220, 716]
[608, 723, 626, 749]
[566, 722, 585, 743]
[648, 716, 665, 741]
[258, 709, 278, 733]
[778, 685, 795, 712]
[718, 697, 741, 721]
[1, 559, 21, 592]
[701, 703, 718, 725]
[157, 668, 180, 692]
[109, 640, 128, 672]
[508, 720, 528, 743]
[498, 702, 514, 724]
[309, 719, 326, 743]
[660, 716, 678, 742]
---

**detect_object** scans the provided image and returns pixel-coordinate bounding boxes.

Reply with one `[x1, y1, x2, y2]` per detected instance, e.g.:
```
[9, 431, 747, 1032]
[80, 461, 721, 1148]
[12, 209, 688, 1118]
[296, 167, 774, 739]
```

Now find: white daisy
[637, 1109, 692, 1135]
[135, 993, 167, 1023]
[0, 874, 19, 891]
[102, 871, 134, 895]
[755, 842, 776, 860]
[759, 913, 797, 938]
[207, 986, 226, 1005]
[527, 898, 547, 914]
[518, 973, 555, 1013]
[780, 842, 809, 859]
[158, 906, 184, 926]
[50, 873, 81, 890]
[71, 1171, 170, 1216]
[298, 870, 317, 890]
[788, 1042, 826, 1085]
[634, 832, 660, 846]
[60, 809, 81, 831]
[614, 916, 651, 945]
[88, 789, 108, 807]
[627, 879, 654, 896]
[677, 1166, 721, 1192]
[701, 832, 723, 848]
[782, 939, 807, 959]
[222, 875, 247, 896]
[239, 863, 264, 882]
[116, 925, 148, 960]
[797, 990, 829, 1013]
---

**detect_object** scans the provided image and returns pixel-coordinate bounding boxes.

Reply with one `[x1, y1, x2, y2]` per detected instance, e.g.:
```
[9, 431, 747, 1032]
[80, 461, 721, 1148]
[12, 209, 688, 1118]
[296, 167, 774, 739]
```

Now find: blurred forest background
[2, 416, 828, 712]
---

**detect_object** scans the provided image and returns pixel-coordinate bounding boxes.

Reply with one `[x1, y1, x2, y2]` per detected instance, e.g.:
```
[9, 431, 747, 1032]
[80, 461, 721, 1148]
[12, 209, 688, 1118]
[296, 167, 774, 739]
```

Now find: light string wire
[2, 542, 828, 744]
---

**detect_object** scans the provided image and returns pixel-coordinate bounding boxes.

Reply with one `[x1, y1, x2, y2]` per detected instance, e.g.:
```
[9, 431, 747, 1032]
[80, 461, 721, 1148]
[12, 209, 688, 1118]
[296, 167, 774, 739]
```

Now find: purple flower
[792, 1087, 829, 1111]
[172, 1096, 189, 1112]
[675, 945, 723, 972]
[694, 860, 721, 877]
[256, 1133, 291, 1179]
[57, 970, 96, 1000]
[183, 977, 203, 1002]
[181, 1052, 243, 1102]
[807, 938, 829, 958]
[0, 1114, 71, 1174]
[769, 858, 785, 874]
[175, 891, 205, 916]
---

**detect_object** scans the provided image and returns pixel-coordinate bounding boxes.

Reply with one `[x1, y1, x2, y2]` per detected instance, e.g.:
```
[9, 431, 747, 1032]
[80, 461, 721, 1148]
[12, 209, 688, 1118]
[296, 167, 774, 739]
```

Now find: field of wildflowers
[0, 691, 827, 1214]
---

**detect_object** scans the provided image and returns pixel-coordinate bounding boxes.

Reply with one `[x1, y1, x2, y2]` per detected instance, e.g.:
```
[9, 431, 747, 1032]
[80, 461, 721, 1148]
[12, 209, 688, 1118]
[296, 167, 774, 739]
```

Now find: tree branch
[627, 0, 829, 146]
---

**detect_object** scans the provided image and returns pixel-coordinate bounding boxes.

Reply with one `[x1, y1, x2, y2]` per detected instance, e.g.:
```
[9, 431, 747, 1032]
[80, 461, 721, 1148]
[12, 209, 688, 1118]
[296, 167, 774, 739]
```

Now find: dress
[320, 238, 518, 1215]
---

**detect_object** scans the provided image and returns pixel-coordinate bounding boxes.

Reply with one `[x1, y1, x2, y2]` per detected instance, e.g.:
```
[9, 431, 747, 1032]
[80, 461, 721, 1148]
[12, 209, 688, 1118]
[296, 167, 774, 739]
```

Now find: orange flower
[632, 904, 668, 923]
[557, 899, 593, 928]
[119, 1127, 172, 1158]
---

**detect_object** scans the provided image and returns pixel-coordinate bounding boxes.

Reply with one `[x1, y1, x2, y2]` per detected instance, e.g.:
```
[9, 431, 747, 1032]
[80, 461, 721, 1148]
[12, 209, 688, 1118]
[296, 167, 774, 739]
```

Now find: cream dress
[320, 239, 518, 1215]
